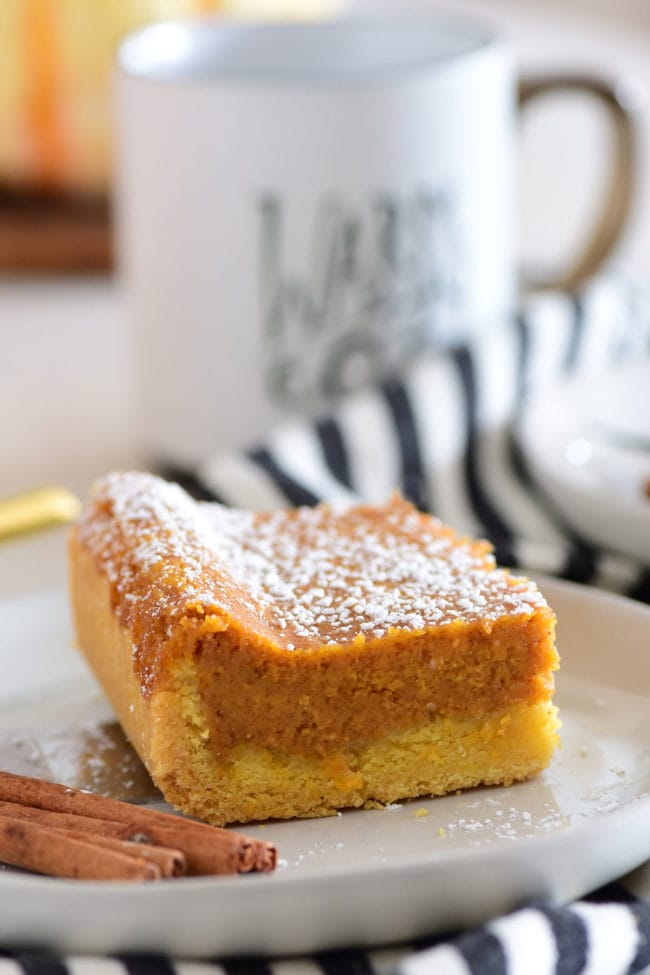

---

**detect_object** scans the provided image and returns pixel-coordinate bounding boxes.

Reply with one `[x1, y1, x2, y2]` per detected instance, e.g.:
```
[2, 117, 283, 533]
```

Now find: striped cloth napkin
[169, 268, 650, 595]
[2, 270, 649, 975]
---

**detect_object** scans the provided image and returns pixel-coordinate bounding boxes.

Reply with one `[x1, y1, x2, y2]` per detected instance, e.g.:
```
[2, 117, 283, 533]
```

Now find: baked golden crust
[69, 472, 560, 825]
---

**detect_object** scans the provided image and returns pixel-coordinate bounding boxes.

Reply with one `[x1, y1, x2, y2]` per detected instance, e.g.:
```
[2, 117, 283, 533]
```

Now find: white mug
[115, 19, 633, 463]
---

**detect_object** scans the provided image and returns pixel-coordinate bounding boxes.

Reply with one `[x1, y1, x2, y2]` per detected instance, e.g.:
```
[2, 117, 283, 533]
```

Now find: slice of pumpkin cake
[69, 472, 559, 825]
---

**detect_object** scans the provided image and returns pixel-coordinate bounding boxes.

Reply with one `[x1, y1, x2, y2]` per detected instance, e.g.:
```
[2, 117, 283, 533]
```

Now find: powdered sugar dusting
[78, 472, 548, 652]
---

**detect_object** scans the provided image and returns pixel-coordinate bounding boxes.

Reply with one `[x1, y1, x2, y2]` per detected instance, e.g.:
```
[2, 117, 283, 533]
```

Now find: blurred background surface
[1, 0, 649, 594]
[0, 0, 649, 269]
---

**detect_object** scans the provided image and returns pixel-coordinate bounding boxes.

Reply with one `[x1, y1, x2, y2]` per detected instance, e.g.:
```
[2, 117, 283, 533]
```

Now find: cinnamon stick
[0, 815, 161, 881]
[0, 800, 186, 876]
[125, 820, 261, 875]
[57, 829, 186, 877]
[0, 771, 276, 875]
[0, 794, 262, 876]
[0, 798, 128, 838]
[253, 838, 278, 873]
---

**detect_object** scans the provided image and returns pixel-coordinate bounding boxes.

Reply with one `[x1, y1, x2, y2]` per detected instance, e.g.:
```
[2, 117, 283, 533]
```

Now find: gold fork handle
[0, 486, 82, 543]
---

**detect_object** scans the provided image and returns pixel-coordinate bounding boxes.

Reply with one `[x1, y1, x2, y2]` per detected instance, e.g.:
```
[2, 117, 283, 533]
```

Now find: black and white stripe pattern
[135, 271, 650, 975]
[397, 895, 650, 974]
[0, 887, 647, 974]
[173, 268, 650, 605]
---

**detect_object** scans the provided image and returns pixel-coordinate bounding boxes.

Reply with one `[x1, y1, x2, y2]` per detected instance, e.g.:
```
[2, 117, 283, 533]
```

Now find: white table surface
[1, 0, 649, 598]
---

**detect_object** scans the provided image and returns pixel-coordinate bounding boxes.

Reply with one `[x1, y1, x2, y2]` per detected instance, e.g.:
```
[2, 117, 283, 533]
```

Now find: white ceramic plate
[0, 581, 648, 957]
[518, 360, 650, 562]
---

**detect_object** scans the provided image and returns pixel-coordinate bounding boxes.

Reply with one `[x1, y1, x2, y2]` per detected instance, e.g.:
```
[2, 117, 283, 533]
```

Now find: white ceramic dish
[0, 581, 648, 957]
[518, 360, 650, 562]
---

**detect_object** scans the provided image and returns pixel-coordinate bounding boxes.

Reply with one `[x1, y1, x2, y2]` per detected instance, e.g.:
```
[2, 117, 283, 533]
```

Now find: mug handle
[518, 75, 636, 292]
